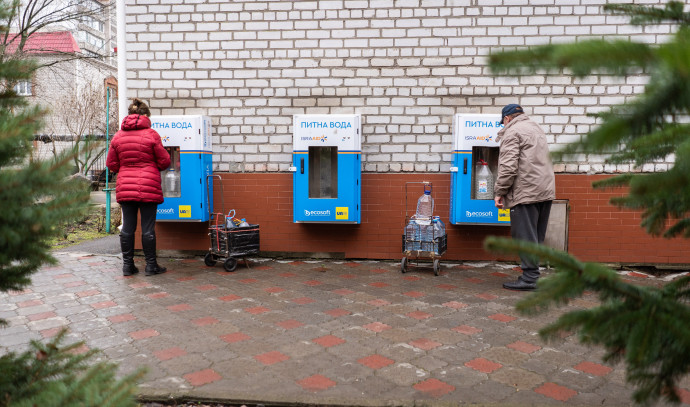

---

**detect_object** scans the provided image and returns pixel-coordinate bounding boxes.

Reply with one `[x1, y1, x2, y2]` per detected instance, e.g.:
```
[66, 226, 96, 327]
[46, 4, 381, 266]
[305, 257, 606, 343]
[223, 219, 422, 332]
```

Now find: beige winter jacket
[494, 114, 556, 208]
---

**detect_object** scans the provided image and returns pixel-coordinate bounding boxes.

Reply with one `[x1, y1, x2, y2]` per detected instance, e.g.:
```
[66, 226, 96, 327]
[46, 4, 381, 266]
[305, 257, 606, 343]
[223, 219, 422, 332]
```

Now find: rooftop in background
[5, 31, 81, 55]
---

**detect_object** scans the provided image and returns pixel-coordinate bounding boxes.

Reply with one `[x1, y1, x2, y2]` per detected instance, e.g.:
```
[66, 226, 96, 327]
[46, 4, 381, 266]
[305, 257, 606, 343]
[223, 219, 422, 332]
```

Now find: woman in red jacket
[106, 99, 171, 276]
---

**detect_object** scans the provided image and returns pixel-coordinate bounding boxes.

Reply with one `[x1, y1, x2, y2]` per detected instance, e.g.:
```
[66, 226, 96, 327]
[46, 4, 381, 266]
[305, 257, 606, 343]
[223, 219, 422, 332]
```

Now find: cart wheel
[204, 253, 217, 267]
[401, 257, 407, 273]
[433, 259, 440, 276]
[224, 257, 238, 272]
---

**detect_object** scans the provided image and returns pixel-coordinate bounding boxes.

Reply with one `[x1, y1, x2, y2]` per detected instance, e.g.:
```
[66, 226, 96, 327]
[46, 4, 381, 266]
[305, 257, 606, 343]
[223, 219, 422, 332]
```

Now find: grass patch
[49, 205, 121, 249]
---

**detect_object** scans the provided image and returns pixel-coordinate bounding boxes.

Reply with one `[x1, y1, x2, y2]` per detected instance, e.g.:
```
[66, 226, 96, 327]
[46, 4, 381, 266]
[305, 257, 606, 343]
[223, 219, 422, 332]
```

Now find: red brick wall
[153, 173, 690, 265]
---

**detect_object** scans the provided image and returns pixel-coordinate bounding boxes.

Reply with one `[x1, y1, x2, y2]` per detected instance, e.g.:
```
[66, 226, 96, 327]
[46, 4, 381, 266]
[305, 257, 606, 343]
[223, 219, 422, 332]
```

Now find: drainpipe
[105, 88, 112, 234]
[116, 0, 127, 124]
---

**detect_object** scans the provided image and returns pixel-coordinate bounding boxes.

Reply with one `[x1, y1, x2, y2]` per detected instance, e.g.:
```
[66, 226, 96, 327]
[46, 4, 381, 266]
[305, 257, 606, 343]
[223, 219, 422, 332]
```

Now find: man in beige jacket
[494, 104, 556, 291]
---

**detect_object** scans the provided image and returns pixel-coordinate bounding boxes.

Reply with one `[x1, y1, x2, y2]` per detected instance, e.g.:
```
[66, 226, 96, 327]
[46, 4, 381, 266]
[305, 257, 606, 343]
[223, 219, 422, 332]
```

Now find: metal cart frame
[203, 175, 260, 272]
[401, 181, 447, 276]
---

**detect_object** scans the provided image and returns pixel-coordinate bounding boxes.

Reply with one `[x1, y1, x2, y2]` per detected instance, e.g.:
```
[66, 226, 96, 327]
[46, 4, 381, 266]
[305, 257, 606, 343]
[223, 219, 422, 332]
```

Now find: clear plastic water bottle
[422, 224, 434, 251]
[475, 160, 494, 200]
[437, 217, 446, 237]
[415, 188, 434, 218]
[238, 218, 250, 227]
[164, 167, 180, 197]
[226, 210, 236, 229]
[414, 224, 422, 251]
[405, 221, 417, 251]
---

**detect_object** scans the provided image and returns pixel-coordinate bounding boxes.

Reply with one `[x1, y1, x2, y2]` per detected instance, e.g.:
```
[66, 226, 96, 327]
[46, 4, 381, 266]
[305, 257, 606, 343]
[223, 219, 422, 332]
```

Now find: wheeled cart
[203, 175, 260, 272]
[401, 182, 447, 276]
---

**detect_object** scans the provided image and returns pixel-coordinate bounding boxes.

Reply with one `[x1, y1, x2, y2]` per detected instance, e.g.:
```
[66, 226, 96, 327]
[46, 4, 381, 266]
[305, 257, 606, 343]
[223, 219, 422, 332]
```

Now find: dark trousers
[510, 200, 552, 283]
[120, 202, 158, 237]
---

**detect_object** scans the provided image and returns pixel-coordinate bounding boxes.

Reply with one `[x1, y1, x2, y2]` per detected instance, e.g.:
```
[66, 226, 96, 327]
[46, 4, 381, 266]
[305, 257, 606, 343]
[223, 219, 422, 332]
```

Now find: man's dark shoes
[502, 279, 536, 291]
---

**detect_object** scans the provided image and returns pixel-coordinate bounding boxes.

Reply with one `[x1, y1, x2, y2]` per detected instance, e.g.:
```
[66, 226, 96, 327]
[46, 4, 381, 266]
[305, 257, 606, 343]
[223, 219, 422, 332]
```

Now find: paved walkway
[1, 252, 689, 406]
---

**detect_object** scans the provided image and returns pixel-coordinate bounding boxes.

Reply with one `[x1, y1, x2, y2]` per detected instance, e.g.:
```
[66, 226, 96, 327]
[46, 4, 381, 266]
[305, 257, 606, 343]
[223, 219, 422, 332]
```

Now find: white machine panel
[293, 114, 361, 151]
[453, 114, 502, 151]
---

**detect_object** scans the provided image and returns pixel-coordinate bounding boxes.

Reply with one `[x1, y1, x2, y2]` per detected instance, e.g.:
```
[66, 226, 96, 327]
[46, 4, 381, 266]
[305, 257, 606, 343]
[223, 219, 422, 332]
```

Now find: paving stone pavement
[2, 252, 689, 407]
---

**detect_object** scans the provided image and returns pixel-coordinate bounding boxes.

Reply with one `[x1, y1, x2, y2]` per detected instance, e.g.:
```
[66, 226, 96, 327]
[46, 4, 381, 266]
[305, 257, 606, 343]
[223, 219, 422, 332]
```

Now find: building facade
[121, 0, 690, 265]
[14, 30, 117, 177]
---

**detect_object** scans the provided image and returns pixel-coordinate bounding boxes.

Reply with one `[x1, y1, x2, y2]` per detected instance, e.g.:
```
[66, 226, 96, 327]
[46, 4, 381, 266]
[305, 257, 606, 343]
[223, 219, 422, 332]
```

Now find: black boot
[142, 233, 167, 276]
[120, 232, 139, 276]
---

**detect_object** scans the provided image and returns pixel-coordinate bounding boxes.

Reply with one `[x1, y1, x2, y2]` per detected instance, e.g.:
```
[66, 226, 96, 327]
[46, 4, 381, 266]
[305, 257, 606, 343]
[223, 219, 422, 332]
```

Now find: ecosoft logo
[304, 209, 331, 217]
[158, 208, 175, 215]
[466, 210, 493, 218]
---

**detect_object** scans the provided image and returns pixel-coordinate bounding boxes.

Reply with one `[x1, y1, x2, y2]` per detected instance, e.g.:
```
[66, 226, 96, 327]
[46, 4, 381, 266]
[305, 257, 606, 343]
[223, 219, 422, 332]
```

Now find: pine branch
[604, 124, 689, 166]
[591, 174, 633, 189]
[605, 2, 690, 26]
[489, 40, 654, 78]
[0, 329, 145, 407]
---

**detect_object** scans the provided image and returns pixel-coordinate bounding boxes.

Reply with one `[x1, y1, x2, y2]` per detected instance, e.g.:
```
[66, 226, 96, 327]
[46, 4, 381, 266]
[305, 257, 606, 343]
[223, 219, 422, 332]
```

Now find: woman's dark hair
[128, 98, 150, 117]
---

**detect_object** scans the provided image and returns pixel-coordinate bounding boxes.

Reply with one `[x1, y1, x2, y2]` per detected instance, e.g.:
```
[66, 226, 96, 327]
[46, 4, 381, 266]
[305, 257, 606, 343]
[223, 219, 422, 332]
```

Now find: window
[85, 31, 105, 49]
[14, 80, 31, 96]
[82, 15, 104, 32]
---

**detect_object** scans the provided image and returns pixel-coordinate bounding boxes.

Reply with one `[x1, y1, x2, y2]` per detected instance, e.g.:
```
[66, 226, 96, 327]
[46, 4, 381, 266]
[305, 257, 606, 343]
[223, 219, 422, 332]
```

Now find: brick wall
[124, 0, 687, 264]
[125, 0, 673, 173]
[154, 173, 690, 265]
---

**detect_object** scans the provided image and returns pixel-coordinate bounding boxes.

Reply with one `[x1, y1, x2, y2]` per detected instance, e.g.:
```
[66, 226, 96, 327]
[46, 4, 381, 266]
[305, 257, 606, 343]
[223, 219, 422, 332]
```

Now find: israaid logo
[466, 210, 493, 218]
[304, 209, 331, 216]
[161, 135, 170, 142]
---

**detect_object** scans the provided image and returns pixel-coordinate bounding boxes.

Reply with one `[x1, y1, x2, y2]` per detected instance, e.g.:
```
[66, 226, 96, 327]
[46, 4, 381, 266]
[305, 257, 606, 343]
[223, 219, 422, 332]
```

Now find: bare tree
[0, 0, 115, 66]
[42, 78, 117, 177]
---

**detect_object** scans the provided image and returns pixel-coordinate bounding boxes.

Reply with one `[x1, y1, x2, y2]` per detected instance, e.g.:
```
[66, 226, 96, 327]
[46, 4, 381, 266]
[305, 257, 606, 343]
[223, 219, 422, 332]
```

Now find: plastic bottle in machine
[164, 167, 180, 197]
[475, 160, 494, 200]
[238, 218, 250, 227]
[415, 186, 434, 219]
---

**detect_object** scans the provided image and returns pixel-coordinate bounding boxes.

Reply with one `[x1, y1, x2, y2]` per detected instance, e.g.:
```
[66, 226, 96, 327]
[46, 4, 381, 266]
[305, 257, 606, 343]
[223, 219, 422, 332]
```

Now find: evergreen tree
[0, 1, 144, 405]
[0, 330, 144, 407]
[486, 2, 690, 405]
[0, 0, 90, 312]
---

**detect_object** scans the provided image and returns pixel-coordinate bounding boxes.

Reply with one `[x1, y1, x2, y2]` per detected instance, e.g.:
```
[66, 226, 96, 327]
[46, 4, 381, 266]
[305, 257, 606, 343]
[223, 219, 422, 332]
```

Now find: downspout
[116, 0, 127, 124]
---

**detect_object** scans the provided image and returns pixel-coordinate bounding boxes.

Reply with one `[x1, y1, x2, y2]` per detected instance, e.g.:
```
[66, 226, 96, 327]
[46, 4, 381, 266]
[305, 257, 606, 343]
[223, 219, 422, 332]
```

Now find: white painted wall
[123, 0, 673, 174]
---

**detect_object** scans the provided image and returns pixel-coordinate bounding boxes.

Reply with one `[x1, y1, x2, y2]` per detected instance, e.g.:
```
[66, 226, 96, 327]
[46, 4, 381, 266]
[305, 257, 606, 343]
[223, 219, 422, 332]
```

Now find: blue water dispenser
[450, 113, 510, 226]
[291, 114, 361, 224]
[150, 115, 213, 222]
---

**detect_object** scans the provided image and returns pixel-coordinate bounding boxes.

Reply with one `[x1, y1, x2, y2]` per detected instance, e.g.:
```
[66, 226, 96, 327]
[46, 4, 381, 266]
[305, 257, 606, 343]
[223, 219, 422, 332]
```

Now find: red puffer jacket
[106, 115, 171, 204]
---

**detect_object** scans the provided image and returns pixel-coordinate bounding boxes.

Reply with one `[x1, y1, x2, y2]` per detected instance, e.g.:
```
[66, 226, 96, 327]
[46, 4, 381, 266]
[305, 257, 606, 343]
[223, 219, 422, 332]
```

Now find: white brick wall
[125, 0, 673, 173]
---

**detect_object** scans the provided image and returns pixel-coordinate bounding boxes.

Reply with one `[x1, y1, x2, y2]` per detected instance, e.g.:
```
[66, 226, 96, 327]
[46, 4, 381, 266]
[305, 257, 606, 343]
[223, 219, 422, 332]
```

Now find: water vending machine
[450, 113, 510, 225]
[151, 115, 213, 222]
[291, 114, 361, 224]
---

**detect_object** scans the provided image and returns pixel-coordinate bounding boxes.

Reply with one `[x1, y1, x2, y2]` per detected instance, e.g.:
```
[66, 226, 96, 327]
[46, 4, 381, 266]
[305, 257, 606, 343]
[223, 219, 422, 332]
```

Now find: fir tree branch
[604, 124, 690, 166]
[605, 2, 690, 26]
[489, 40, 654, 78]
[591, 174, 634, 189]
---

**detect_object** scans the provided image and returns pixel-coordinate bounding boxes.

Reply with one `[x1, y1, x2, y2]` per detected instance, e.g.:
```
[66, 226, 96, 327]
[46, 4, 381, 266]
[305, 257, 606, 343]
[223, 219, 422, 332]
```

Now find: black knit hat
[501, 104, 523, 122]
